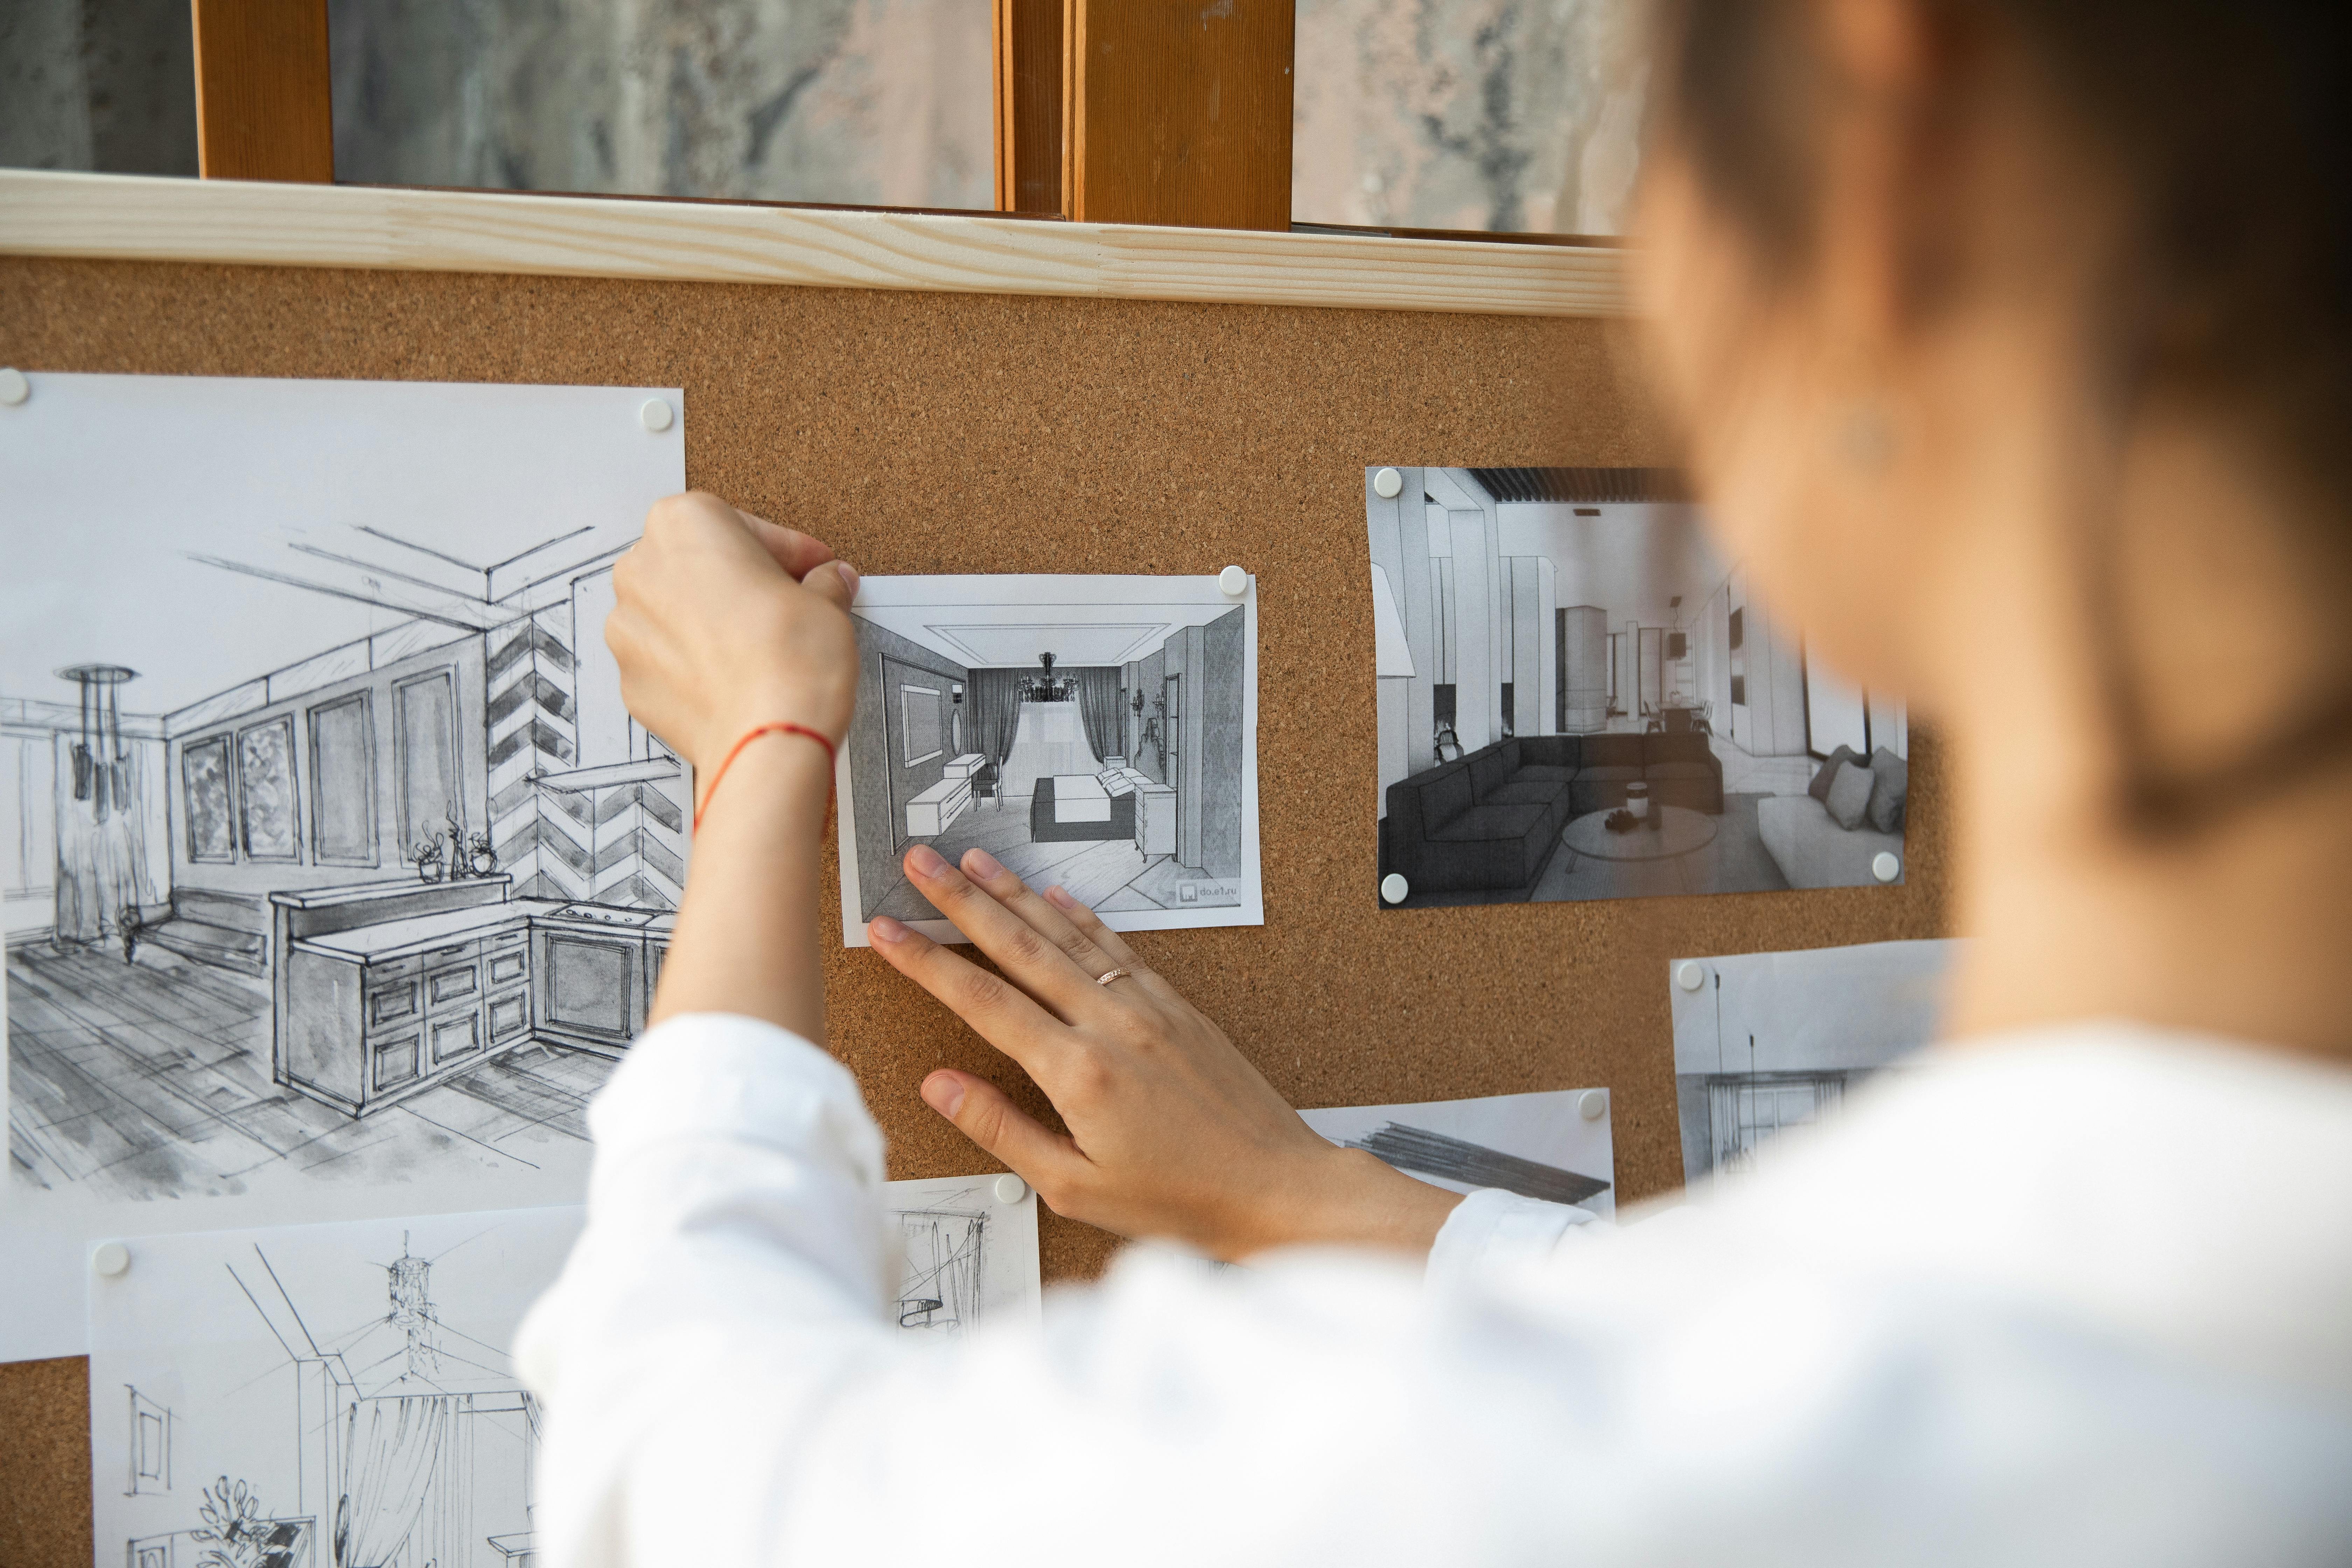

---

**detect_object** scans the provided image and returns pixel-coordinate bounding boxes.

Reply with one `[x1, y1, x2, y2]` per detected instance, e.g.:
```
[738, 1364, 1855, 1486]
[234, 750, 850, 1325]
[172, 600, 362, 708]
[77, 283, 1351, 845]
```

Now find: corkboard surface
[0, 256, 1947, 1567]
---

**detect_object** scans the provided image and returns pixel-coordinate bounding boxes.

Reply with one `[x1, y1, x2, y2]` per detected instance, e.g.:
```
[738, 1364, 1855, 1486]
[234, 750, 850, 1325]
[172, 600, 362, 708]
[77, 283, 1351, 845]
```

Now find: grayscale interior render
[1370, 467, 1911, 908]
[5, 521, 682, 1203]
[846, 596, 1248, 923]
[1670, 939, 1954, 1186]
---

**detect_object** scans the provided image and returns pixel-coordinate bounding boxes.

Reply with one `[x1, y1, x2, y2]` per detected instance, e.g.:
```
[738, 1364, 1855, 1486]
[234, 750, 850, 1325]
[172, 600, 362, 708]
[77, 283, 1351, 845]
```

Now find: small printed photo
[1669, 938, 1956, 1188]
[1369, 467, 1911, 909]
[835, 575, 1263, 946]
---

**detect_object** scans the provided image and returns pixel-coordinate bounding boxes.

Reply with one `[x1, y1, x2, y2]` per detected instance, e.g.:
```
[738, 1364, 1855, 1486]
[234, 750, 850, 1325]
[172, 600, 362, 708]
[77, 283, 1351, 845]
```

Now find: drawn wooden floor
[861, 793, 1216, 922]
[6, 942, 611, 1203]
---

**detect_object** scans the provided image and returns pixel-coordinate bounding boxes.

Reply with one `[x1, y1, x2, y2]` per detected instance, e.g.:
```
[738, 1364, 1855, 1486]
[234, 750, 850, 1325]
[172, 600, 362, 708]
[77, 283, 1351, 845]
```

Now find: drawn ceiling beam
[184, 552, 510, 631]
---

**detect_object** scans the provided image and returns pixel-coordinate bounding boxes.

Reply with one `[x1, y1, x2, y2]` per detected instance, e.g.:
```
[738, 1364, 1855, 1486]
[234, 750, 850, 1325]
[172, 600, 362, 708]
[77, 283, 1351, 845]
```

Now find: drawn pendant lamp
[54, 663, 158, 949]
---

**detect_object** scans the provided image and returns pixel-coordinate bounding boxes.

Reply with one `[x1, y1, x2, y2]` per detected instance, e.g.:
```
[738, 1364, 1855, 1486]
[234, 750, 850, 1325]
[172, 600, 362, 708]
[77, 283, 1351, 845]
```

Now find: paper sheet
[1667, 937, 1960, 1186]
[1, 372, 686, 1360]
[1367, 465, 1911, 911]
[837, 574, 1264, 946]
[87, 1179, 1040, 1565]
[1301, 1086, 1616, 1220]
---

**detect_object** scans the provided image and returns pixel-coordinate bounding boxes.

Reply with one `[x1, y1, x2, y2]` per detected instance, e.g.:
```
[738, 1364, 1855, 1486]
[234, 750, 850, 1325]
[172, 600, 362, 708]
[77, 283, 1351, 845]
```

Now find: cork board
[0, 256, 1948, 1566]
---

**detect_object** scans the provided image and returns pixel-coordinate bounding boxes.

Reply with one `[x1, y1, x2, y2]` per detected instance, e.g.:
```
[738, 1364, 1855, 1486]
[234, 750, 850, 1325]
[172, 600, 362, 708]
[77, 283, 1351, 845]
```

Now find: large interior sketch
[1368, 468, 1910, 908]
[839, 577, 1261, 940]
[5, 378, 685, 1205]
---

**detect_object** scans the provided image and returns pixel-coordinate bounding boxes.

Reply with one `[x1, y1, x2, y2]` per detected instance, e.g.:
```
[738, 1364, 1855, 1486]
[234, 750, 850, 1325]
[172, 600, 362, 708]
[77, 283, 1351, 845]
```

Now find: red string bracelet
[693, 721, 838, 832]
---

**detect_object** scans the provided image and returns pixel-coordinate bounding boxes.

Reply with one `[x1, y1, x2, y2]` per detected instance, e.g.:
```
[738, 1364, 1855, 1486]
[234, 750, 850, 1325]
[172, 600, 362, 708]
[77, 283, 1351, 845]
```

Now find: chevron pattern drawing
[486, 606, 577, 897]
[591, 776, 688, 909]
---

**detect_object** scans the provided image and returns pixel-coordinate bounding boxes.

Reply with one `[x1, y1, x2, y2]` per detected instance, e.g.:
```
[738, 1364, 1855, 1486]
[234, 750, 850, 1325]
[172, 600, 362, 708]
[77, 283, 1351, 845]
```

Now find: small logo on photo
[1175, 880, 1242, 908]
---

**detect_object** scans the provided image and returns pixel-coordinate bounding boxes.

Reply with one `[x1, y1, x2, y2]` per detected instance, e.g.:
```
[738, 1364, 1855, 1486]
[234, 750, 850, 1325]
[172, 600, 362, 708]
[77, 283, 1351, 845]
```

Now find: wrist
[1234, 1146, 1464, 1260]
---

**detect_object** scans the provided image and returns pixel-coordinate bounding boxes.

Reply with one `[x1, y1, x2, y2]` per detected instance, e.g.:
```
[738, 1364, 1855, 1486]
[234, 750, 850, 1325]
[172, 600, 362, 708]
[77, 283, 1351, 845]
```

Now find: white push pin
[1380, 873, 1408, 904]
[1218, 565, 1248, 597]
[639, 397, 675, 433]
[993, 1172, 1028, 1205]
[1872, 851, 1902, 883]
[93, 1241, 131, 1278]
[1372, 467, 1403, 499]
[0, 368, 29, 407]
[1578, 1089, 1607, 1122]
[1675, 960, 1706, 992]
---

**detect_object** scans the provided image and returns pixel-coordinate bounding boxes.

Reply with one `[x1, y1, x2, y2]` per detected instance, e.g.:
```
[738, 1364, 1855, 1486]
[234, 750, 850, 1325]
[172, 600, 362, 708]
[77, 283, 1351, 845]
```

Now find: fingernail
[907, 845, 947, 877]
[1044, 885, 1078, 910]
[836, 561, 859, 596]
[922, 1073, 965, 1118]
[870, 916, 909, 944]
[963, 847, 1004, 880]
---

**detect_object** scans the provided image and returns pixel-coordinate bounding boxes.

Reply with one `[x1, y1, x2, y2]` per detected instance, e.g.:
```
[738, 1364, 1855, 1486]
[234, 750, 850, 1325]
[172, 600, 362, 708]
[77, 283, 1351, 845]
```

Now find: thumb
[920, 1071, 1086, 1207]
[799, 558, 859, 611]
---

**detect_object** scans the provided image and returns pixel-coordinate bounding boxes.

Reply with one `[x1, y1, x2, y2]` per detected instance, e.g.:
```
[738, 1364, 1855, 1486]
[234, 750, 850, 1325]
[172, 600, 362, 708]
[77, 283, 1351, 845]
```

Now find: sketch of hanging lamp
[59, 664, 138, 820]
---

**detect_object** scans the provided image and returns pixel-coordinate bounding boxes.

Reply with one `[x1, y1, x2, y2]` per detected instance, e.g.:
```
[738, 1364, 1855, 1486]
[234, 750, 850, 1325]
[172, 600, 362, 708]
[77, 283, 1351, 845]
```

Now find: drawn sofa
[1383, 734, 1724, 895]
[1032, 774, 1139, 843]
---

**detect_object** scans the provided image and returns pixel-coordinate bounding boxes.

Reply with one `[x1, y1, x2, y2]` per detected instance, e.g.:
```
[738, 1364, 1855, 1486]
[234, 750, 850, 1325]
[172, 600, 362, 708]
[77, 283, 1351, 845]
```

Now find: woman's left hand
[867, 848, 1462, 1261]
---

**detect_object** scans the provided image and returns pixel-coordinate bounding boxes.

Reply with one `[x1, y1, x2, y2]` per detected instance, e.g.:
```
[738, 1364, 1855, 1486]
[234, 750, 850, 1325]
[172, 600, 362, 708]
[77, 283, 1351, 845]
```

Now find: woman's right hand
[867, 850, 1464, 1261]
[604, 491, 861, 772]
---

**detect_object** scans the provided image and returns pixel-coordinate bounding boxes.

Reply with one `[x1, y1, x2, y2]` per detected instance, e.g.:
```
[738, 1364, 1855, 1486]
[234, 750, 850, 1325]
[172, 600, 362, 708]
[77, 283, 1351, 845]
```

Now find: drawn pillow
[1865, 746, 1910, 833]
[1825, 760, 1875, 830]
[1809, 744, 1862, 803]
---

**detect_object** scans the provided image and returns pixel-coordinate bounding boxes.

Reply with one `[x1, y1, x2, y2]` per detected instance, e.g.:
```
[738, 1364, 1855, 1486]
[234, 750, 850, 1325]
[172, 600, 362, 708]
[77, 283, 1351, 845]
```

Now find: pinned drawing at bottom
[91, 1185, 1039, 1568]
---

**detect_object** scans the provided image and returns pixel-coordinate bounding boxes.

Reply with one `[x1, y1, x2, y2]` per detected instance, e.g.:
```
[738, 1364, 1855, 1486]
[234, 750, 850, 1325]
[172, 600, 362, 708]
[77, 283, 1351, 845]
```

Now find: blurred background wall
[0, 0, 1642, 233]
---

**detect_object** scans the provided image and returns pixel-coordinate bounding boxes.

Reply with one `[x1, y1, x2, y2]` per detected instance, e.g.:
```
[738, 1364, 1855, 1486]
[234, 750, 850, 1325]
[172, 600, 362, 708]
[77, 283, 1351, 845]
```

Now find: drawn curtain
[1076, 667, 1122, 765]
[967, 670, 1023, 765]
[337, 1394, 452, 1568]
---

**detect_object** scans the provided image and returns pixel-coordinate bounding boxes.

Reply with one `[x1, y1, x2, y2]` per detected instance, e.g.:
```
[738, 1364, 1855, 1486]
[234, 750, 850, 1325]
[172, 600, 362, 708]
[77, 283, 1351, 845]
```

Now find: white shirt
[517, 1017, 2352, 1566]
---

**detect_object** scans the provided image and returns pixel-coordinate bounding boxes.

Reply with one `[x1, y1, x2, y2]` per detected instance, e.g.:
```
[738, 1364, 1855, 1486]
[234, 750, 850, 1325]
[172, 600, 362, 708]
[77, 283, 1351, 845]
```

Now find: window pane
[310, 693, 378, 866]
[396, 673, 458, 855]
[183, 735, 236, 863]
[237, 718, 301, 862]
[328, 0, 995, 208]
[1293, 0, 1647, 234]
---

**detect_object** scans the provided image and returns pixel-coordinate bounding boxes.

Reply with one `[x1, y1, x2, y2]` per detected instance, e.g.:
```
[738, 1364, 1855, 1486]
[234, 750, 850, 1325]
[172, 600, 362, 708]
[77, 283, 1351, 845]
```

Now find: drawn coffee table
[1559, 804, 1718, 863]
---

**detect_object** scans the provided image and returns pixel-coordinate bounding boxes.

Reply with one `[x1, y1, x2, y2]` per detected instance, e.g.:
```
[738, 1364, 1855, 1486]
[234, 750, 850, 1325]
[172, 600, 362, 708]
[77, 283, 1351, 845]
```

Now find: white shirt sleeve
[1425, 1186, 1598, 1280]
[518, 1013, 2352, 1568]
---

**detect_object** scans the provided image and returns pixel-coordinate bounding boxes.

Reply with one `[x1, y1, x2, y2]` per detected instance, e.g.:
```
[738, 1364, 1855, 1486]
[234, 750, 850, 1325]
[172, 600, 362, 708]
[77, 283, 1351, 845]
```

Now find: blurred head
[1631, 0, 2352, 832]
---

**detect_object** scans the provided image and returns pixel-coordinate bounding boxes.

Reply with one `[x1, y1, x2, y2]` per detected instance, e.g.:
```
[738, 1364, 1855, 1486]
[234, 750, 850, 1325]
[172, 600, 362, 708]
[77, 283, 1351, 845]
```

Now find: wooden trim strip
[0, 170, 1630, 318]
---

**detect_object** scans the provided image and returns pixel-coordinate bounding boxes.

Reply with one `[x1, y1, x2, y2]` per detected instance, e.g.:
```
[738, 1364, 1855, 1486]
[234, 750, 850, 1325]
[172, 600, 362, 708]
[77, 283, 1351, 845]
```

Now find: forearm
[650, 734, 836, 1040]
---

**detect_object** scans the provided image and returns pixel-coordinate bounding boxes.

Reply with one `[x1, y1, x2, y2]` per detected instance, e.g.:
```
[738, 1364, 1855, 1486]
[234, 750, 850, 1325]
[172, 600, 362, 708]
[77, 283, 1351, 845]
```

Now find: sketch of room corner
[896, 1204, 989, 1336]
[9, 508, 689, 1206]
[126, 1233, 551, 1568]
[127, 1386, 174, 1496]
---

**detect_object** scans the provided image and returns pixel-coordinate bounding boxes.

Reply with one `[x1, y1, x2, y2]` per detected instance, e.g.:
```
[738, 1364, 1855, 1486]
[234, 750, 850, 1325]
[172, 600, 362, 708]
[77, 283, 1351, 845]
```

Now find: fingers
[899, 846, 1098, 1013]
[736, 509, 842, 582]
[919, 1071, 1091, 1210]
[866, 915, 1071, 1072]
[796, 558, 859, 611]
[1040, 884, 1143, 970]
[953, 848, 1125, 985]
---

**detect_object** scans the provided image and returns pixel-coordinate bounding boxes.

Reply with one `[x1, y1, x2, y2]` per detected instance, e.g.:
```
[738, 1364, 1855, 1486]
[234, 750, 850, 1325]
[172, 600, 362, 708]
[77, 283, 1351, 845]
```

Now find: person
[516, 0, 2352, 1561]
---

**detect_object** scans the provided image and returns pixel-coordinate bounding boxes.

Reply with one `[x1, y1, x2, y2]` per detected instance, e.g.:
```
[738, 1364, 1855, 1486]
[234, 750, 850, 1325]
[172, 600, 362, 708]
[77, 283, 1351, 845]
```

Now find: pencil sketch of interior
[1369, 467, 1911, 908]
[92, 1212, 577, 1568]
[4, 378, 686, 1207]
[838, 575, 1262, 943]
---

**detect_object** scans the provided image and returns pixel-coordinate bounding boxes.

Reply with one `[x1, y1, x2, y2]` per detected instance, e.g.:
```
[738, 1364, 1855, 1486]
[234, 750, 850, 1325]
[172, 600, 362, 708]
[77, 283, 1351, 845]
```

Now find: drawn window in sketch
[900, 683, 943, 768]
[128, 1387, 172, 1495]
[182, 733, 236, 863]
[393, 668, 459, 855]
[307, 692, 378, 868]
[1708, 1073, 1845, 1176]
[235, 716, 301, 863]
[897, 1208, 986, 1335]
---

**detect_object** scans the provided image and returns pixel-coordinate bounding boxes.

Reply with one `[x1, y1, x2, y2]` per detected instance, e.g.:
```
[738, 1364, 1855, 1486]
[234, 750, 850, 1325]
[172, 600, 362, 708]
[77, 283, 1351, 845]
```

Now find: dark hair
[1654, 0, 2352, 828]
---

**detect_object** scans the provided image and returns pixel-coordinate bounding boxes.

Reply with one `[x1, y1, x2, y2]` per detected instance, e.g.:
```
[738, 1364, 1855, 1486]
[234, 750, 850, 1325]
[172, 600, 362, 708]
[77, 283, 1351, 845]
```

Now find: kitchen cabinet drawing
[2, 372, 688, 1223]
